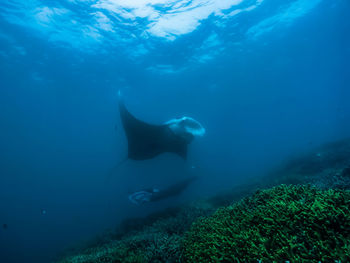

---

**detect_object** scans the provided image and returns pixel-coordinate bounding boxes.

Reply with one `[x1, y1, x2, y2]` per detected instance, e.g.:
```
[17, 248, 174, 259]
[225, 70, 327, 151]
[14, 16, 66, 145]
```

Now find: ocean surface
[0, 0, 349, 262]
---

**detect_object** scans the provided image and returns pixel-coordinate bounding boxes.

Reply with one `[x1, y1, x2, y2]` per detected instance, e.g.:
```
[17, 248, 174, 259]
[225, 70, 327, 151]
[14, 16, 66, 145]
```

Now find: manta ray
[119, 94, 205, 160]
[128, 175, 199, 205]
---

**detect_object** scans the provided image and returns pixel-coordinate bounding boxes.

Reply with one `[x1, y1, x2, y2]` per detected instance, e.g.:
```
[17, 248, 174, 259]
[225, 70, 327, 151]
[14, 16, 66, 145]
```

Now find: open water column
[0, 0, 349, 262]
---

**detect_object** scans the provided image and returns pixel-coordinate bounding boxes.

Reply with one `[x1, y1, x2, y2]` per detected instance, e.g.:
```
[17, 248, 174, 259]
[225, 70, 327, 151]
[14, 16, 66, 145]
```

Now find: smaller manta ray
[119, 93, 205, 160]
[128, 176, 198, 205]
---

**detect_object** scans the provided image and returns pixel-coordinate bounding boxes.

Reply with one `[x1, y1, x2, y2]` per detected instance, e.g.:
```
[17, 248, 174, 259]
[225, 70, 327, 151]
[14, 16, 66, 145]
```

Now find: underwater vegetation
[57, 203, 216, 263]
[268, 138, 350, 189]
[57, 138, 350, 263]
[183, 185, 350, 262]
[58, 185, 350, 263]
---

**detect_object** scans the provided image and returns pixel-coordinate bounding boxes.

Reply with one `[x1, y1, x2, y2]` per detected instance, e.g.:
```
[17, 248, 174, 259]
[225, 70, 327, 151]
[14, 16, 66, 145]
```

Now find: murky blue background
[0, 0, 349, 262]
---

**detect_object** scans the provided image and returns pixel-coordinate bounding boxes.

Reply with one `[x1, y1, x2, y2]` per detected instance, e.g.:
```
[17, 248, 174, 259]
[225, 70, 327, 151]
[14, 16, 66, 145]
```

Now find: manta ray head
[165, 116, 205, 143]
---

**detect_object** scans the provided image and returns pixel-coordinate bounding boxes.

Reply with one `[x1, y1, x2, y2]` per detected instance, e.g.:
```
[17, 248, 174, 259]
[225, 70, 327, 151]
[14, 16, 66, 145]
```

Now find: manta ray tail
[105, 91, 128, 184]
[105, 156, 128, 184]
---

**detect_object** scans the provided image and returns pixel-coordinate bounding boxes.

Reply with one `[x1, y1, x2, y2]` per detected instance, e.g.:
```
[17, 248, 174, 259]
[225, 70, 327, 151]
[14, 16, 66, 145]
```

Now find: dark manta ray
[128, 175, 199, 205]
[118, 94, 205, 161]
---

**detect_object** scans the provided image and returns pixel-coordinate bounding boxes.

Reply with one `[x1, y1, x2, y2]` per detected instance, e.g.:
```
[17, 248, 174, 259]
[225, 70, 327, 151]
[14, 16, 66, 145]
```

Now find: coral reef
[284, 139, 350, 175]
[57, 203, 215, 263]
[310, 166, 350, 190]
[57, 138, 350, 263]
[267, 138, 350, 190]
[183, 185, 350, 262]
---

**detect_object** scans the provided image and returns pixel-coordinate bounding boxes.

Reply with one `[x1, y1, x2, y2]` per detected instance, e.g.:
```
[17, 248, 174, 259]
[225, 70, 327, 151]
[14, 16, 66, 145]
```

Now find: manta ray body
[119, 97, 205, 160]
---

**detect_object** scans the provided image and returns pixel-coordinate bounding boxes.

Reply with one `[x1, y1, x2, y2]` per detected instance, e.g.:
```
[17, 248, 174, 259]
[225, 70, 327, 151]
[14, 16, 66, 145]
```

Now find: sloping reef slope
[57, 139, 350, 263]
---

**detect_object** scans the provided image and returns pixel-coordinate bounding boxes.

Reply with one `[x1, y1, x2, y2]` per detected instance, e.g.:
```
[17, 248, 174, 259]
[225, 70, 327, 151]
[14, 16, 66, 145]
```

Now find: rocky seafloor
[57, 138, 350, 263]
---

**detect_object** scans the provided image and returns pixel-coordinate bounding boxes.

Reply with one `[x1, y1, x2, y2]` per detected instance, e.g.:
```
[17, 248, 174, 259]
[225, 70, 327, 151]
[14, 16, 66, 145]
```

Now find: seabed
[57, 138, 350, 263]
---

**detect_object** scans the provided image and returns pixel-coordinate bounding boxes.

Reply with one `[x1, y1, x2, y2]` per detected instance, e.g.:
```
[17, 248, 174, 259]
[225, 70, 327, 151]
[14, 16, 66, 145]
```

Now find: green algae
[58, 185, 350, 262]
[56, 138, 350, 262]
[182, 185, 350, 262]
[57, 202, 215, 263]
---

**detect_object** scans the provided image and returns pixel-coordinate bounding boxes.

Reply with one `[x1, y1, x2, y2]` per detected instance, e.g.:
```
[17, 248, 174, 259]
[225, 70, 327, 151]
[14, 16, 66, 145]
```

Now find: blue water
[0, 0, 349, 262]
